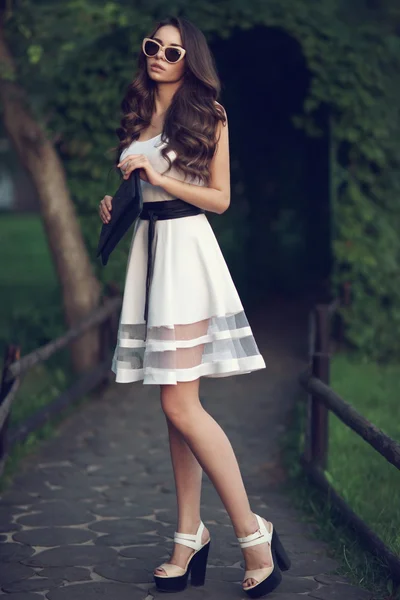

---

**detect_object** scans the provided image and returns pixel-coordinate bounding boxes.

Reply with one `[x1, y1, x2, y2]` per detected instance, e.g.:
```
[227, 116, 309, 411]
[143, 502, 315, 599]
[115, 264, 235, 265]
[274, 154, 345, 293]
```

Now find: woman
[99, 16, 290, 598]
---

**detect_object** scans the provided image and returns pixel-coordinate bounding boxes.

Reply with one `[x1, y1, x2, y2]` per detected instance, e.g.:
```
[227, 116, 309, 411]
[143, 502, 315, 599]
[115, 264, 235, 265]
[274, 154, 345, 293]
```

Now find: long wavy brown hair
[114, 16, 226, 186]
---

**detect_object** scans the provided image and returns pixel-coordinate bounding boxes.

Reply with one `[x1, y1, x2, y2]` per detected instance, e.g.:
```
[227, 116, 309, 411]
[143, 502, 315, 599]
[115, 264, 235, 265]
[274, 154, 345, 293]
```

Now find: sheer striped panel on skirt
[111, 310, 266, 385]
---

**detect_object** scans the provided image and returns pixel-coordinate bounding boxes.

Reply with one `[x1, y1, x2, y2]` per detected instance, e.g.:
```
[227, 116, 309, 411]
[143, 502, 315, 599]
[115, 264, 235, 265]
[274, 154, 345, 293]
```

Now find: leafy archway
[9, 0, 400, 360]
[210, 24, 331, 305]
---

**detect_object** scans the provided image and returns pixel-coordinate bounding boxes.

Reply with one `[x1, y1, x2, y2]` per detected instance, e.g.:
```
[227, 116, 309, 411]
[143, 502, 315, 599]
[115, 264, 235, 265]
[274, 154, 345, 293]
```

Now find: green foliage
[282, 388, 399, 599]
[7, 298, 64, 354]
[328, 352, 400, 557]
[333, 175, 400, 360]
[5, 0, 400, 359]
[0, 213, 61, 355]
[9, 363, 69, 427]
[0, 360, 91, 491]
[282, 345, 400, 595]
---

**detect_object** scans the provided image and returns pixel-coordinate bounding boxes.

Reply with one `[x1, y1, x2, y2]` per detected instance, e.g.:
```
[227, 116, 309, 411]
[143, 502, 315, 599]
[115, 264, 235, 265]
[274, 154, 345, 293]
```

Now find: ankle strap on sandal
[174, 521, 205, 551]
[237, 514, 273, 549]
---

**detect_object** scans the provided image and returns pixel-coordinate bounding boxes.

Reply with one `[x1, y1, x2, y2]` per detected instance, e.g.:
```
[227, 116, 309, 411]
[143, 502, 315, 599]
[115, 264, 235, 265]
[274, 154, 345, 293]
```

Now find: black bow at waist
[139, 199, 205, 335]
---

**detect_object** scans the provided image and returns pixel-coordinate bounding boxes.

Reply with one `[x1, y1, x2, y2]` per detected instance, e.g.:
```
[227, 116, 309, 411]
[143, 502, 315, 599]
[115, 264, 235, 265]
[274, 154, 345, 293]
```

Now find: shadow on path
[0, 296, 372, 599]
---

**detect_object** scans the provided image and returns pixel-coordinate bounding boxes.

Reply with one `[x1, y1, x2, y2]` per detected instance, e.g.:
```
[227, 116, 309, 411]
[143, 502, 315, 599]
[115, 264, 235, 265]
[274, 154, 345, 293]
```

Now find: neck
[154, 79, 182, 115]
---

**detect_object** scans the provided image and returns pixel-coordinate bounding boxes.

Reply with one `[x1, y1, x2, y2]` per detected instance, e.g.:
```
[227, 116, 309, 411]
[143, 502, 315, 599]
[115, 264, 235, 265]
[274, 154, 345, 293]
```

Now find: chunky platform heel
[190, 540, 210, 586]
[273, 528, 291, 572]
[153, 521, 210, 592]
[238, 513, 291, 599]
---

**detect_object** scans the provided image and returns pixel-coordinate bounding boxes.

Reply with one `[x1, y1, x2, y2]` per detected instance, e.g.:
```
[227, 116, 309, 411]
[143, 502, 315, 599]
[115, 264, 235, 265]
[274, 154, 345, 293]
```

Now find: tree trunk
[0, 22, 102, 374]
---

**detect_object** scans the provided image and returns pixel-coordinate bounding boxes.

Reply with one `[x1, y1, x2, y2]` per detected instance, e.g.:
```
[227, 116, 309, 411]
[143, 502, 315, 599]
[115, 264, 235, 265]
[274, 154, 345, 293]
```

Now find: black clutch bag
[96, 168, 143, 266]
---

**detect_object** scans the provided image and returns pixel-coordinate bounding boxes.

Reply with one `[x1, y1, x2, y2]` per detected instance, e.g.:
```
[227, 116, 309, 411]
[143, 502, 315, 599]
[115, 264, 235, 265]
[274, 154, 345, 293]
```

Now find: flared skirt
[111, 212, 266, 385]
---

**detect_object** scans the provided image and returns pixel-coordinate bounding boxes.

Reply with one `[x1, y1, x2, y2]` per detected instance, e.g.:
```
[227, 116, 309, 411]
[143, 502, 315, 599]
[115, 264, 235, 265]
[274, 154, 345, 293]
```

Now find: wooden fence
[299, 301, 400, 583]
[0, 284, 122, 475]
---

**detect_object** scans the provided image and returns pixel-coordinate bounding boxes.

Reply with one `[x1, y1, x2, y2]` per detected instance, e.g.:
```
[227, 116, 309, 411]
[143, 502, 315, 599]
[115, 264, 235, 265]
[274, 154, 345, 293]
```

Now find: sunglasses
[142, 38, 186, 64]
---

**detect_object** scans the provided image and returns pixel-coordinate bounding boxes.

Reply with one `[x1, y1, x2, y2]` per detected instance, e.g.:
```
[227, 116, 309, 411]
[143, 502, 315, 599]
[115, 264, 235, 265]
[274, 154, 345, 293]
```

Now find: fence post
[309, 304, 330, 470]
[0, 345, 21, 474]
[99, 307, 112, 389]
[107, 282, 120, 343]
[337, 281, 351, 348]
[98, 282, 120, 389]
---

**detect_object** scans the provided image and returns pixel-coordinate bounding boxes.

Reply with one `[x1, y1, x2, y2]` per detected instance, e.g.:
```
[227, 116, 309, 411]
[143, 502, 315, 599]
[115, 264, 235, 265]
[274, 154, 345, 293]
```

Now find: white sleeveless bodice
[119, 134, 204, 203]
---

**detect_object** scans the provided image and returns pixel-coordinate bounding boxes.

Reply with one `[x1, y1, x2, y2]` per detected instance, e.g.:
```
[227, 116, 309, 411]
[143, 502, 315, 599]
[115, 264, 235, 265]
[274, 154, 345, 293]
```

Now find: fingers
[104, 195, 113, 210]
[122, 166, 138, 179]
[118, 155, 148, 179]
[121, 168, 133, 180]
[99, 195, 113, 223]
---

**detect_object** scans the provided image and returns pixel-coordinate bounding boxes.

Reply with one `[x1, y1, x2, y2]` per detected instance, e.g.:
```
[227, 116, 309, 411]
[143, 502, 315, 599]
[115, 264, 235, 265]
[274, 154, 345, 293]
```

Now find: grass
[0, 212, 59, 355]
[0, 346, 78, 490]
[8, 357, 71, 427]
[1, 365, 93, 491]
[328, 352, 400, 558]
[0, 212, 56, 286]
[0, 212, 82, 489]
[281, 350, 400, 600]
[0, 213, 113, 490]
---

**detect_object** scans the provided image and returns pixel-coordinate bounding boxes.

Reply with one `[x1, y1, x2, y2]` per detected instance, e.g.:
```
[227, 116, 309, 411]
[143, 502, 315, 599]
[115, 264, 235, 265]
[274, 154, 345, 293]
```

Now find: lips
[150, 63, 165, 72]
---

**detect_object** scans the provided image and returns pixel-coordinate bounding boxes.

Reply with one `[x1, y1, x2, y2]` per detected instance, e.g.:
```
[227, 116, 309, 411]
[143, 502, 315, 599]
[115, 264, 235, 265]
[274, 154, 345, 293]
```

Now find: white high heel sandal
[238, 514, 291, 598]
[153, 520, 211, 592]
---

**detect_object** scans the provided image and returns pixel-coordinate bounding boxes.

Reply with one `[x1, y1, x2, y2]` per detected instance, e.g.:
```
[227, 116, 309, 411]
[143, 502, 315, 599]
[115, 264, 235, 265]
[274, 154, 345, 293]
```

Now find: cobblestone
[0, 301, 373, 599]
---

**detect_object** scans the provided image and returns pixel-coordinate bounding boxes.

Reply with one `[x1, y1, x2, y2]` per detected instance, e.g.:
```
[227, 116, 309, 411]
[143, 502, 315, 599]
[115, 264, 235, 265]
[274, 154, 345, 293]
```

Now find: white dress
[111, 133, 266, 385]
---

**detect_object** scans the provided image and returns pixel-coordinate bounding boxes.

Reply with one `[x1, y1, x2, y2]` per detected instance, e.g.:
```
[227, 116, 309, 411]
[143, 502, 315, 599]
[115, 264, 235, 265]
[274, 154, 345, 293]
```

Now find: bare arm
[157, 111, 230, 214]
[117, 106, 231, 215]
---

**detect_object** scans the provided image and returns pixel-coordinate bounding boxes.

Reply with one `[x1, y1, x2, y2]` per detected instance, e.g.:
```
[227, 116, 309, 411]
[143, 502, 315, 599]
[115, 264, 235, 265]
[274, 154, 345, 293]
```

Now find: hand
[99, 195, 113, 223]
[117, 154, 163, 186]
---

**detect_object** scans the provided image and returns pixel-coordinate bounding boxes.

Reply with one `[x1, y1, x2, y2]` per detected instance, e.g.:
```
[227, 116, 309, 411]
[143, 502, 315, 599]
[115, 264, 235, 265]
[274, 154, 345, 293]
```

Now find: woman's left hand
[117, 154, 163, 186]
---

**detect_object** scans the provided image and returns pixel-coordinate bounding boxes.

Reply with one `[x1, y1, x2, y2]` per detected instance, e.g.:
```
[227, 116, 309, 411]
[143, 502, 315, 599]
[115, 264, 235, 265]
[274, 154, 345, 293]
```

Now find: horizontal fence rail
[300, 456, 400, 581]
[299, 298, 400, 584]
[0, 285, 122, 475]
[4, 295, 122, 383]
[299, 371, 400, 471]
[7, 357, 113, 448]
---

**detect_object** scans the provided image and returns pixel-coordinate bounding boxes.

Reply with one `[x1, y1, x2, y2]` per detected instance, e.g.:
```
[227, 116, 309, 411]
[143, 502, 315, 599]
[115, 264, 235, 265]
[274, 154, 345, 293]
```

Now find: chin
[149, 70, 166, 82]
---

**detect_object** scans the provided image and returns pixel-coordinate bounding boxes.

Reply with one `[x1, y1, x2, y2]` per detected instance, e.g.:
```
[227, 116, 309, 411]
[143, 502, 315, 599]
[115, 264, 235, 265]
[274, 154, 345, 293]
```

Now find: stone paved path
[0, 297, 372, 599]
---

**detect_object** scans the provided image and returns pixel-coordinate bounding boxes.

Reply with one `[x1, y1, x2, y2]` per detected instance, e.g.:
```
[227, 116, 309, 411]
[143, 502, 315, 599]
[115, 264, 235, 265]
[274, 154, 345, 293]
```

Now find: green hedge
[8, 0, 400, 360]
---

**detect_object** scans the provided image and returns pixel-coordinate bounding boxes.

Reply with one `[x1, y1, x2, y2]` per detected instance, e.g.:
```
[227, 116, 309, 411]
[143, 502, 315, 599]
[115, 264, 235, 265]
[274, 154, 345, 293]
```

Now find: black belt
[139, 199, 205, 333]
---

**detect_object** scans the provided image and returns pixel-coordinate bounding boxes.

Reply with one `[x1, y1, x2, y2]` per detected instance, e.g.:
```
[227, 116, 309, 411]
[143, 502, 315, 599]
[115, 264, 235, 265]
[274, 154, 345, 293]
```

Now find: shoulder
[214, 101, 228, 137]
[214, 100, 227, 119]
[212, 102, 229, 148]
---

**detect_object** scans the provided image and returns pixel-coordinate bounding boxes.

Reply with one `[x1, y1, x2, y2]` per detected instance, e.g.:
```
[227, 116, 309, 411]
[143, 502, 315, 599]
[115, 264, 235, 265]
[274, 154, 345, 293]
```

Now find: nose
[155, 47, 166, 61]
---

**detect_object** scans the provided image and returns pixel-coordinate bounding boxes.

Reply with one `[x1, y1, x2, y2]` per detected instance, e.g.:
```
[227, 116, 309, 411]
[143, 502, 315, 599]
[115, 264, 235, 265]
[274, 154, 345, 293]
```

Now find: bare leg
[167, 416, 203, 528]
[154, 400, 210, 576]
[159, 378, 273, 589]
